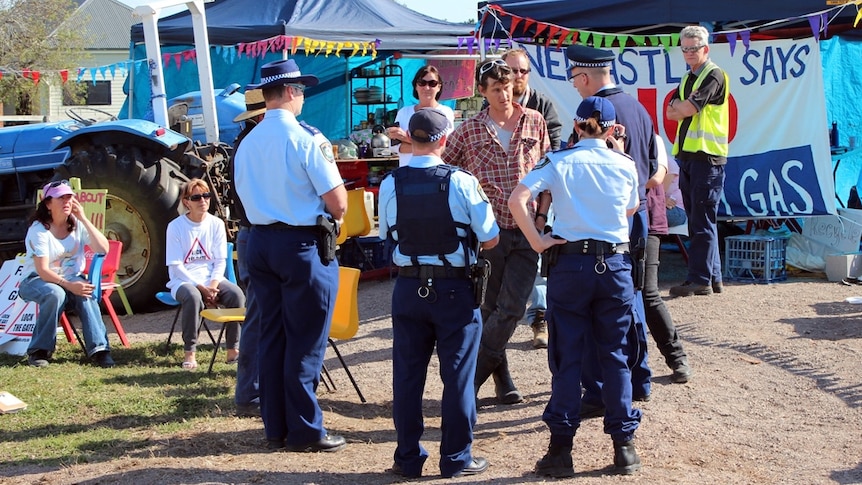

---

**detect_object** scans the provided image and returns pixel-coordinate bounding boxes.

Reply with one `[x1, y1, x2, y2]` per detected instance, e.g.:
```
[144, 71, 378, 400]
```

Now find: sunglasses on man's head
[478, 59, 509, 77]
[185, 192, 212, 202]
[416, 79, 440, 88]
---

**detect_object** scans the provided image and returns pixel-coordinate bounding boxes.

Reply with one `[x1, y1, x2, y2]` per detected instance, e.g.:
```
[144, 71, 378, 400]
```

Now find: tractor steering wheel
[66, 107, 118, 126]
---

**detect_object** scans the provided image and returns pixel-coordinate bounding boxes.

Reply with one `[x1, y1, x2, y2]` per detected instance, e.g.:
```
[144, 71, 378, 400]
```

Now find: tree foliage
[0, 0, 90, 114]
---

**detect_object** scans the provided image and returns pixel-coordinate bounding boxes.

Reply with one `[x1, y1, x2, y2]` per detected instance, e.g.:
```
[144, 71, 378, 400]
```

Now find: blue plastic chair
[160, 242, 235, 352]
[60, 253, 106, 354]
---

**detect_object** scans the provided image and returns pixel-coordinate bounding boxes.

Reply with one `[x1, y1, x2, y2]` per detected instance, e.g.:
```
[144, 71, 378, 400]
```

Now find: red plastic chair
[59, 240, 130, 348]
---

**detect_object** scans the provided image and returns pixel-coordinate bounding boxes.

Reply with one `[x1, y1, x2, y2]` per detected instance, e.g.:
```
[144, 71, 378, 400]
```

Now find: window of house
[63, 81, 111, 106]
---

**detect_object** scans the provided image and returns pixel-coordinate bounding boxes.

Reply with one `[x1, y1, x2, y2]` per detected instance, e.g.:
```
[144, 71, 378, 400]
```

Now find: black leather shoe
[285, 434, 346, 453]
[266, 439, 285, 451]
[671, 363, 692, 384]
[535, 446, 574, 477]
[28, 350, 50, 368]
[448, 457, 488, 477]
[633, 393, 651, 402]
[579, 401, 605, 419]
[613, 440, 641, 475]
[93, 351, 115, 368]
[389, 462, 421, 478]
[712, 280, 724, 293]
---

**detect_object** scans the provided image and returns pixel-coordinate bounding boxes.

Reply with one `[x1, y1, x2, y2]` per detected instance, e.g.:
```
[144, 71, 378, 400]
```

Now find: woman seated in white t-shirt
[166, 178, 245, 370]
[388, 65, 455, 167]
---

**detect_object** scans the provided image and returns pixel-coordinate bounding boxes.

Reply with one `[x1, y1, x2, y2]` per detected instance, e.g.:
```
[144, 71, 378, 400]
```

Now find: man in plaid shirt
[443, 59, 550, 405]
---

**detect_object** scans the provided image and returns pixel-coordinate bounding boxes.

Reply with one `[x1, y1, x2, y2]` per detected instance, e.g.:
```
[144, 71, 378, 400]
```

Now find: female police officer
[508, 97, 643, 477]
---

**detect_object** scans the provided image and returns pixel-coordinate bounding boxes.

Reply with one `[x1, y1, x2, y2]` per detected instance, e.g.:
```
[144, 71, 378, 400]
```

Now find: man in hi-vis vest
[666, 25, 730, 298]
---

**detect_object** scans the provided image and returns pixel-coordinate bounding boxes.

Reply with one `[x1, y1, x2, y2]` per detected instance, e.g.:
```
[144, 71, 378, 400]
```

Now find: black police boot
[613, 439, 642, 475]
[491, 354, 523, 404]
[535, 443, 574, 478]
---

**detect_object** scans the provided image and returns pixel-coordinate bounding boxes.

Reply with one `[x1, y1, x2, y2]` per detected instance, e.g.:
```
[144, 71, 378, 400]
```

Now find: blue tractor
[0, 86, 247, 311]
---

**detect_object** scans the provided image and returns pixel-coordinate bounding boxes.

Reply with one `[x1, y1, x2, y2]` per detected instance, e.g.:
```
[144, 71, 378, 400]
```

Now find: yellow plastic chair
[199, 307, 245, 375]
[323, 266, 366, 402]
[336, 188, 372, 245]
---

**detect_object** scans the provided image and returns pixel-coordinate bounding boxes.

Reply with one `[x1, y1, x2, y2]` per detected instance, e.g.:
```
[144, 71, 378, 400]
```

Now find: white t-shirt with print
[23, 220, 90, 279]
[165, 213, 227, 298]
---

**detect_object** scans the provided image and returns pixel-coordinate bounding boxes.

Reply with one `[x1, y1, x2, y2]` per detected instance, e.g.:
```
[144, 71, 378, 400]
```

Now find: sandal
[181, 361, 198, 370]
[226, 349, 239, 364]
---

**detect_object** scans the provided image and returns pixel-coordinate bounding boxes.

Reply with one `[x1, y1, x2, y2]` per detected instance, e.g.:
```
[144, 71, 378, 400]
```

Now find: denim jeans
[19, 273, 109, 357]
[524, 257, 547, 323]
[234, 226, 260, 406]
[478, 228, 539, 366]
[678, 159, 725, 285]
[666, 206, 687, 227]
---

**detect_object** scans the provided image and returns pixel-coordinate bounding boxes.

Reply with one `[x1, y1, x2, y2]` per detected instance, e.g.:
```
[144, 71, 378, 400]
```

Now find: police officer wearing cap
[509, 97, 642, 477]
[379, 108, 499, 478]
[565, 44, 654, 410]
[235, 59, 348, 453]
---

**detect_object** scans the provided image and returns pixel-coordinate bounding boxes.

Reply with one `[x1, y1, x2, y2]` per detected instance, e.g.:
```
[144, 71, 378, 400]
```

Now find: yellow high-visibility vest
[672, 61, 730, 157]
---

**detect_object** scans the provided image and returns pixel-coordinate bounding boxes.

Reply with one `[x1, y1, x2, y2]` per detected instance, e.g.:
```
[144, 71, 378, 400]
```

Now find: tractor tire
[56, 144, 188, 312]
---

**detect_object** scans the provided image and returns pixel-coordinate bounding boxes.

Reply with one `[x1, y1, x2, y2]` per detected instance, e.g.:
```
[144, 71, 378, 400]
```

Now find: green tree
[0, 0, 89, 114]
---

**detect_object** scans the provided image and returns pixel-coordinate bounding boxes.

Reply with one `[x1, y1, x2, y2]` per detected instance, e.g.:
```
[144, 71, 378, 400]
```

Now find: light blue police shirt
[234, 109, 342, 226]
[520, 138, 638, 244]
[378, 155, 500, 267]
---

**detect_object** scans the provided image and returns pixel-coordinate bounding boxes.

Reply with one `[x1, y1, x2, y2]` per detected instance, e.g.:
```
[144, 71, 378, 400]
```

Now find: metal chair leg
[328, 338, 366, 403]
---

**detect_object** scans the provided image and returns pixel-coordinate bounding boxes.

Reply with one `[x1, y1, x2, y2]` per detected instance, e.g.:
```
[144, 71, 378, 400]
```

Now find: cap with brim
[43, 181, 75, 200]
[246, 59, 319, 90]
[409, 108, 449, 143]
[575, 96, 616, 128]
[565, 44, 615, 68]
[233, 89, 266, 123]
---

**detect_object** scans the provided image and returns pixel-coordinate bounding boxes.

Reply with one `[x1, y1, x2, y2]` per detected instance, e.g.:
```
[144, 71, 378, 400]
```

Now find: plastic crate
[338, 236, 390, 272]
[724, 235, 787, 284]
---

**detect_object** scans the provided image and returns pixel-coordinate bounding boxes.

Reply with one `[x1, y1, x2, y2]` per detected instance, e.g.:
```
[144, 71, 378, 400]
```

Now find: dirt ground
[5, 248, 862, 485]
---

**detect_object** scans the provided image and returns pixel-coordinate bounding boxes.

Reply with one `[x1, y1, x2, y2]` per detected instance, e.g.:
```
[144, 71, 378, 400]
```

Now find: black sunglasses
[511, 68, 531, 75]
[416, 79, 440, 88]
[185, 192, 212, 201]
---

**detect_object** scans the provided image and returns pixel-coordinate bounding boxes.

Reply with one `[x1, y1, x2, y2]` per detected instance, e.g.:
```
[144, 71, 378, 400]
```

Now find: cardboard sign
[801, 210, 862, 254]
[0, 255, 37, 355]
[428, 58, 476, 100]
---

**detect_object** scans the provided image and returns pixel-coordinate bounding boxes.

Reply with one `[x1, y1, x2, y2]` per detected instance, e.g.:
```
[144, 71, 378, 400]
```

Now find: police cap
[409, 108, 449, 143]
[565, 44, 615, 68]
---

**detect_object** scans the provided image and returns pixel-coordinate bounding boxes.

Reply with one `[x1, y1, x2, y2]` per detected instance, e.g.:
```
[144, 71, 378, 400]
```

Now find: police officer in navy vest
[379, 108, 500, 478]
[235, 59, 348, 453]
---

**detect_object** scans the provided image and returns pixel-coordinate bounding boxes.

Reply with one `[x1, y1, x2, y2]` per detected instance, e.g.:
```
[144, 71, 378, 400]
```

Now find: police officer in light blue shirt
[234, 59, 348, 453]
[378, 108, 499, 479]
[509, 97, 643, 477]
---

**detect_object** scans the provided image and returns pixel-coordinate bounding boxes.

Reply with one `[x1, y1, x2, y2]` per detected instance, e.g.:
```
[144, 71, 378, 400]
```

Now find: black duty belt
[398, 265, 469, 279]
[559, 239, 629, 255]
[253, 222, 317, 232]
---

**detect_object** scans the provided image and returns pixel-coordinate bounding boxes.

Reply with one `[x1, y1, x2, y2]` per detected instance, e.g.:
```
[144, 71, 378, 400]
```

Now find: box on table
[724, 235, 788, 284]
[338, 236, 390, 272]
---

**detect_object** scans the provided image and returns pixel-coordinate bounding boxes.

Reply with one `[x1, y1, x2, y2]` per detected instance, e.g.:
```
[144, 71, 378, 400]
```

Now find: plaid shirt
[443, 104, 550, 229]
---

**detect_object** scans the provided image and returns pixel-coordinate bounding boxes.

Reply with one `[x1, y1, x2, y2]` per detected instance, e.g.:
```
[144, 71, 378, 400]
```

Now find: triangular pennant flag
[350, 42, 360, 57]
[617, 35, 629, 53]
[162, 52, 172, 67]
[89, 67, 98, 85]
[0, 71, 3, 80]
[467, 36, 476, 55]
[215, 45, 223, 56]
[592, 34, 605, 48]
[237, 43, 246, 56]
[334, 42, 343, 57]
[325, 42, 334, 57]
[631, 35, 645, 46]
[109, 64, 117, 79]
[510, 16, 523, 36]
[522, 18, 536, 35]
[555, 29, 570, 48]
[174, 53, 183, 69]
[60, 69, 68, 83]
[361, 42, 368, 57]
[808, 14, 821, 39]
[534, 21, 549, 40]
[727, 32, 738, 56]
[228, 46, 237, 63]
[257, 41, 268, 57]
[648, 35, 660, 46]
[77, 68, 85, 82]
[855, 7, 862, 27]
[822, 13, 828, 38]
[740, 30, 751, 50]
[98, 66, 107, 80]
[31, 71, 40, 85]
[660, 35, 674, 50]
[493, 38, 501, 52]
[183, 50, 194, 61]
[457, 36, 466, 51]
[670, 33, 679, 46]
[291, 37, 300, 56]
[580, 32, 591, 46]
[545, 25, 561, 48]
[22, 68, 30, 79]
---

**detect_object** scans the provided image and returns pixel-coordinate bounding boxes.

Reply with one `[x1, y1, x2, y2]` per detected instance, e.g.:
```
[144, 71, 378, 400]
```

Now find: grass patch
[0, 340, 241, 468]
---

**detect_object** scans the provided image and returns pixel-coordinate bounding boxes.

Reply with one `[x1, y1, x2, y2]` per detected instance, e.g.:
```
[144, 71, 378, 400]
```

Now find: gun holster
[316, 215, 339, 265]
[470, 257, 491, 308]
[540, 226, 562, 278]
[631, 237, 646, 291]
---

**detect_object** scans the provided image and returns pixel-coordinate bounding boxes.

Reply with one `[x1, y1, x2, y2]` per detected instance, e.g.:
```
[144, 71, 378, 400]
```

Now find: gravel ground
[4, 247, 862, 484]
